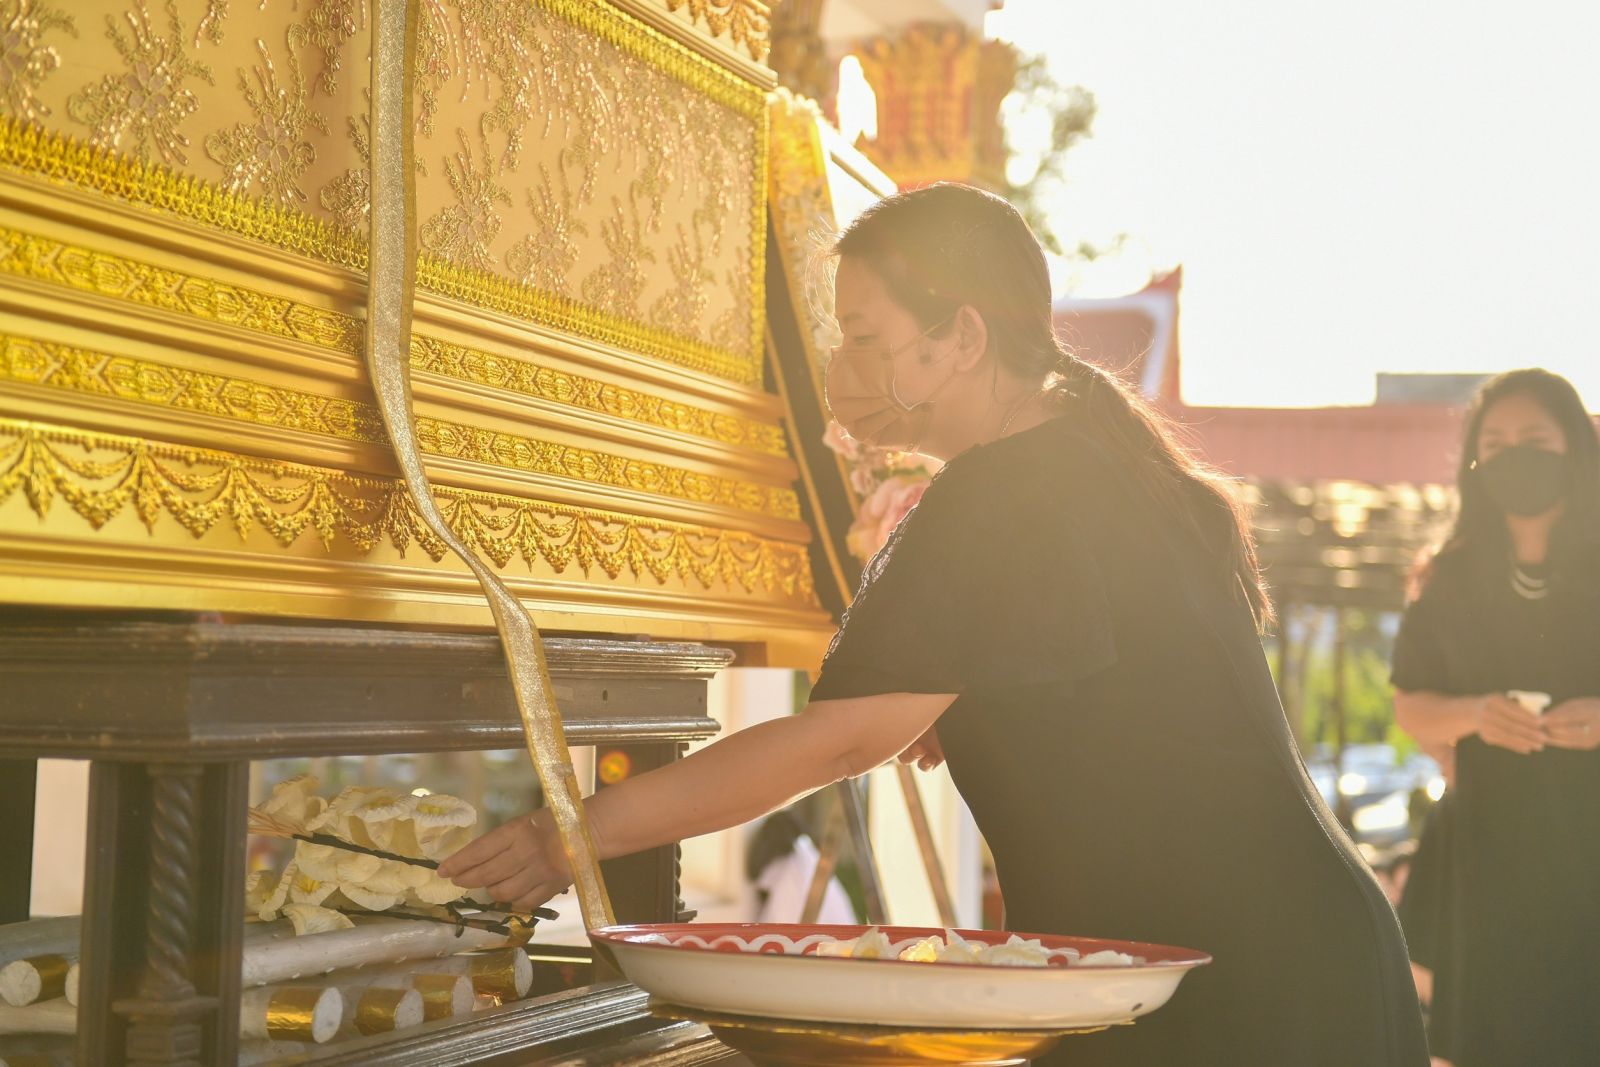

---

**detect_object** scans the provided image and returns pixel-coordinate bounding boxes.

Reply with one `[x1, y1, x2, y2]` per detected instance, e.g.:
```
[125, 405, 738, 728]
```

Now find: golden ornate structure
[0, 0, 829, 663]
[855, 21, 1017, 191]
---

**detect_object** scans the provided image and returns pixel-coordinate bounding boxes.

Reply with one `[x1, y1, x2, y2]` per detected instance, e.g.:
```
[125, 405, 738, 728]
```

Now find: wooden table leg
[77, 761, 247, 1067]
[596, 743, 682, 926]
[0, 758, 36, 923]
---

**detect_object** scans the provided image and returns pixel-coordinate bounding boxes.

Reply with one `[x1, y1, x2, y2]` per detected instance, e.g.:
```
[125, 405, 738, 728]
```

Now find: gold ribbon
[367, 1, 613, 929]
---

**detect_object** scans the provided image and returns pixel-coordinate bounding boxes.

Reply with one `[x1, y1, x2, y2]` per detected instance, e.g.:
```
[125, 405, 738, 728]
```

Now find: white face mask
[825, 320, 958, 450]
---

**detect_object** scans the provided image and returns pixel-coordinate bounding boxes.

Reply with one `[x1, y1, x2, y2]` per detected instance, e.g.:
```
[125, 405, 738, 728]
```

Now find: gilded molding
[659, 0, 772, 64]
[0, 222, 789, 454]
[0, 417, 818, 603]
[543, 0, 766, 119]
[407, 336, 787, 455]
[0, 333, 800, 520]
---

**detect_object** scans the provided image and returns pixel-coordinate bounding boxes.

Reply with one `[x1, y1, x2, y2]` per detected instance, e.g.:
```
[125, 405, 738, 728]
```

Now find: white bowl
[590, 923, 1210, 1030]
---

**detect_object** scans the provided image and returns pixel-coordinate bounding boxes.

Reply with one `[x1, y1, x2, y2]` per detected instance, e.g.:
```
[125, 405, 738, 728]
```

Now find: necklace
[1510, 561, 1549, 600]
[998, 388, 1046, 437]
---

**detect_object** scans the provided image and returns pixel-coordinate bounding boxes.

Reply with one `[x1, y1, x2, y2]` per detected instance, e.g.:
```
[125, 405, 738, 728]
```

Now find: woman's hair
[1419, 368, 1600, 595]
[834, 182, 1272, 627]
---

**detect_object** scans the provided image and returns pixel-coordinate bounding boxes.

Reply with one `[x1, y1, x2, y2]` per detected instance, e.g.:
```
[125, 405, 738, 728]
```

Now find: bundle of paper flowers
[822, 420, 943, 563]
[246, 775, 478, 935]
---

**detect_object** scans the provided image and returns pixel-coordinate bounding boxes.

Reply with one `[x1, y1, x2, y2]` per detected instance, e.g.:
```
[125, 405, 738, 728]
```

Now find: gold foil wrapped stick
[365, 0, 613, 931]
[0, 954, 71, 1008]
[245, 984, 344, 1044]
[345, 985, 424, 1035]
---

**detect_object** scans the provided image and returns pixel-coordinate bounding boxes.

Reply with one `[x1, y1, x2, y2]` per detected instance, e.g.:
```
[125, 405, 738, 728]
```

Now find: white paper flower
[934, 930, 984, 965]
[407, 793, 476, 832]
[381, 818, 423, 858]
[975, 936, 1050, 968]
[281, 903, 356, 935]
[294, 840, 382, 884]
[897, 936, 943, 963]
[417, 825, 472, 863]
[815, 927, 894, 959]
[339, 882, 403, 911]
[308, 787, 406, 848]
[356, 860, 416, 897]
[244, 869, 279, 914]
[408, 873, 468, 906]
[287, 865, 339, 907]
[259, 861, 297, 921]
[260, 774, 325, 831]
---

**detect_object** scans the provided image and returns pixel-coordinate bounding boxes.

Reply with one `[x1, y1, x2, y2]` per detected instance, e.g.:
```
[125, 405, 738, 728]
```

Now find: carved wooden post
[114, 763, 215, 1067]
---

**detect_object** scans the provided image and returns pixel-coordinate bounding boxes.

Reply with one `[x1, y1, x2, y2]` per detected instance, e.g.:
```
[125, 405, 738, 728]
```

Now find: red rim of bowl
[589, 922, 1213, 973]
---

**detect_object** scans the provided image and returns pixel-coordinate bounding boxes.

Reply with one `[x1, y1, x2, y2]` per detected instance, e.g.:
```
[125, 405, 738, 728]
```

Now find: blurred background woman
[1392, 369, 1600, 1067]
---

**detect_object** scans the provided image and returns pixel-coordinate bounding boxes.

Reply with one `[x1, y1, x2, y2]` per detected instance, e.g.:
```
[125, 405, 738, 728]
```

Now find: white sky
[985, 0, 1600, 408]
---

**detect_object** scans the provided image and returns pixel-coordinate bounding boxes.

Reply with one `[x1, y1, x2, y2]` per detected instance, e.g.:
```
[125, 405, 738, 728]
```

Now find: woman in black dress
[443, 184, 1428, 1066]
[1392, 369, 1600, 1067]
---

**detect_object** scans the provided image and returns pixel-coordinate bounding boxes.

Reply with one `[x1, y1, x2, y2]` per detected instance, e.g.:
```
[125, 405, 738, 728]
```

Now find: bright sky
[985, 0, 1600, 408]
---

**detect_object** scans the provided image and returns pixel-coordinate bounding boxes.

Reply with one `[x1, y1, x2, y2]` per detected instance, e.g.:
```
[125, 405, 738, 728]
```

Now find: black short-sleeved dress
[1391, 553, 1600, 1067]
[810, 418, 1428, 1067]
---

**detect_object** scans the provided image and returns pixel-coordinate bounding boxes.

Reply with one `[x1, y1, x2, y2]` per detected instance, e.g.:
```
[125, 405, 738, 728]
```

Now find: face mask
[824, 320, 958, 451]
[1475, 444, 1569, 517]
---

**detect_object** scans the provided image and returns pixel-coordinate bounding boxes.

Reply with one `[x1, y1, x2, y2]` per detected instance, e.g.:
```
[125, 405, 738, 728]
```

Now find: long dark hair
[834, 182, 1272, 627]
[1420, 368, 1600, 595]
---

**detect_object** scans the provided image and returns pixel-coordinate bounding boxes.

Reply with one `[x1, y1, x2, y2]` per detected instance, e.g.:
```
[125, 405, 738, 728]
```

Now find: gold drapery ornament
[365, 0, 612, 929]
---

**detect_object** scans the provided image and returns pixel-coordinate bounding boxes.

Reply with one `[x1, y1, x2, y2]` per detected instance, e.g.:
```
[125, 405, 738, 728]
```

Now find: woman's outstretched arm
[439, 690, 956, 909]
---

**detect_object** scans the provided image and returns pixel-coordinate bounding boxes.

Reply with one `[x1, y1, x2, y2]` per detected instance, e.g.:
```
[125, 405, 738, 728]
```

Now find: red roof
[1054, 268, 1465, 487]
[1169, 404, 1464, 486]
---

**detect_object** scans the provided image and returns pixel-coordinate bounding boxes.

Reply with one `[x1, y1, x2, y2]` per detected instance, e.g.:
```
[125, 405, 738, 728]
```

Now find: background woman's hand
[896, 724, 945, 771]
[1543, 697, 1600, 751]
[1473, 692, 1547, 754]
[437, 809, 571, 911]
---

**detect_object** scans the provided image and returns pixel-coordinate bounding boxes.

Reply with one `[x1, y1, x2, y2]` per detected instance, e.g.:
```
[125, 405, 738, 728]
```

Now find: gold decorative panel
[0, 2, 837, 665]
[0, 0, 766, 383]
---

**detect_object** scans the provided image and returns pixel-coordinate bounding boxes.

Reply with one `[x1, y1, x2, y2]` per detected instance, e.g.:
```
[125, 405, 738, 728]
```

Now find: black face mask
[1475, 444, 1569, 517]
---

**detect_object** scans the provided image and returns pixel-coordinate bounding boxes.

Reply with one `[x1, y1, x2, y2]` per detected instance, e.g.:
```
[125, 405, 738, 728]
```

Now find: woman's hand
[1473, 692, 1547, 754]
[1543, 697, 1600, 751]
[897, 724, 945, 772]
[437, 810, 571, 911]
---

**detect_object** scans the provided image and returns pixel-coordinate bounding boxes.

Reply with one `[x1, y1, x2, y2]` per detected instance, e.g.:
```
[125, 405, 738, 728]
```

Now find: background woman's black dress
[1392, 554, 1600, 1066]
[810, 418, 1427, 1067]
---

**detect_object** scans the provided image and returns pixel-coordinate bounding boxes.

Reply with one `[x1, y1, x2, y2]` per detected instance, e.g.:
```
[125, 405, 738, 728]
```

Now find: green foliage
[1000, 53, 1098, 256]
[1278, 609, 1418, 760]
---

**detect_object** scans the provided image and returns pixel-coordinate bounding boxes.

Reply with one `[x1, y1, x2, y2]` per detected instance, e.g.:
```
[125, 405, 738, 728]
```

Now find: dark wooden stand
[0, 614, 745, 1066]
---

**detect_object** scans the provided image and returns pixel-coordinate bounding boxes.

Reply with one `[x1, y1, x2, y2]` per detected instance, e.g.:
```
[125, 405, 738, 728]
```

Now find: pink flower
[821, 420, 861, 459]
[846, 474, 932, 561]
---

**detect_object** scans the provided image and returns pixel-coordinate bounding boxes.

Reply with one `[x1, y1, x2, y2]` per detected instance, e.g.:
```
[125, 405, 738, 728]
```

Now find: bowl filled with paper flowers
[588, 922, 1210, 1033]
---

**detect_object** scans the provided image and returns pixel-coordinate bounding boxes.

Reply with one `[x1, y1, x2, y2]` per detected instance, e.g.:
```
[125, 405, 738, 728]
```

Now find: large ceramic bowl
[589, 923, 1210, 1030]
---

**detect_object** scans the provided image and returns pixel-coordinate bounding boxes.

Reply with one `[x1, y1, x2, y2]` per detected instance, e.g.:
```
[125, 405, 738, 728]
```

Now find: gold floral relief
[0, 0, 77, 123]
[0, 222, 790, 455]
[0, 331, 800, 520]
[0, 0, 767, 383]
[65, 0, 214, 167]
[419, 132, 512, 273]
[204, 38, 328, 206]
[658, 0, 771, 63]
[0, 417, 817, 603]
[767, 90, 843, 360]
